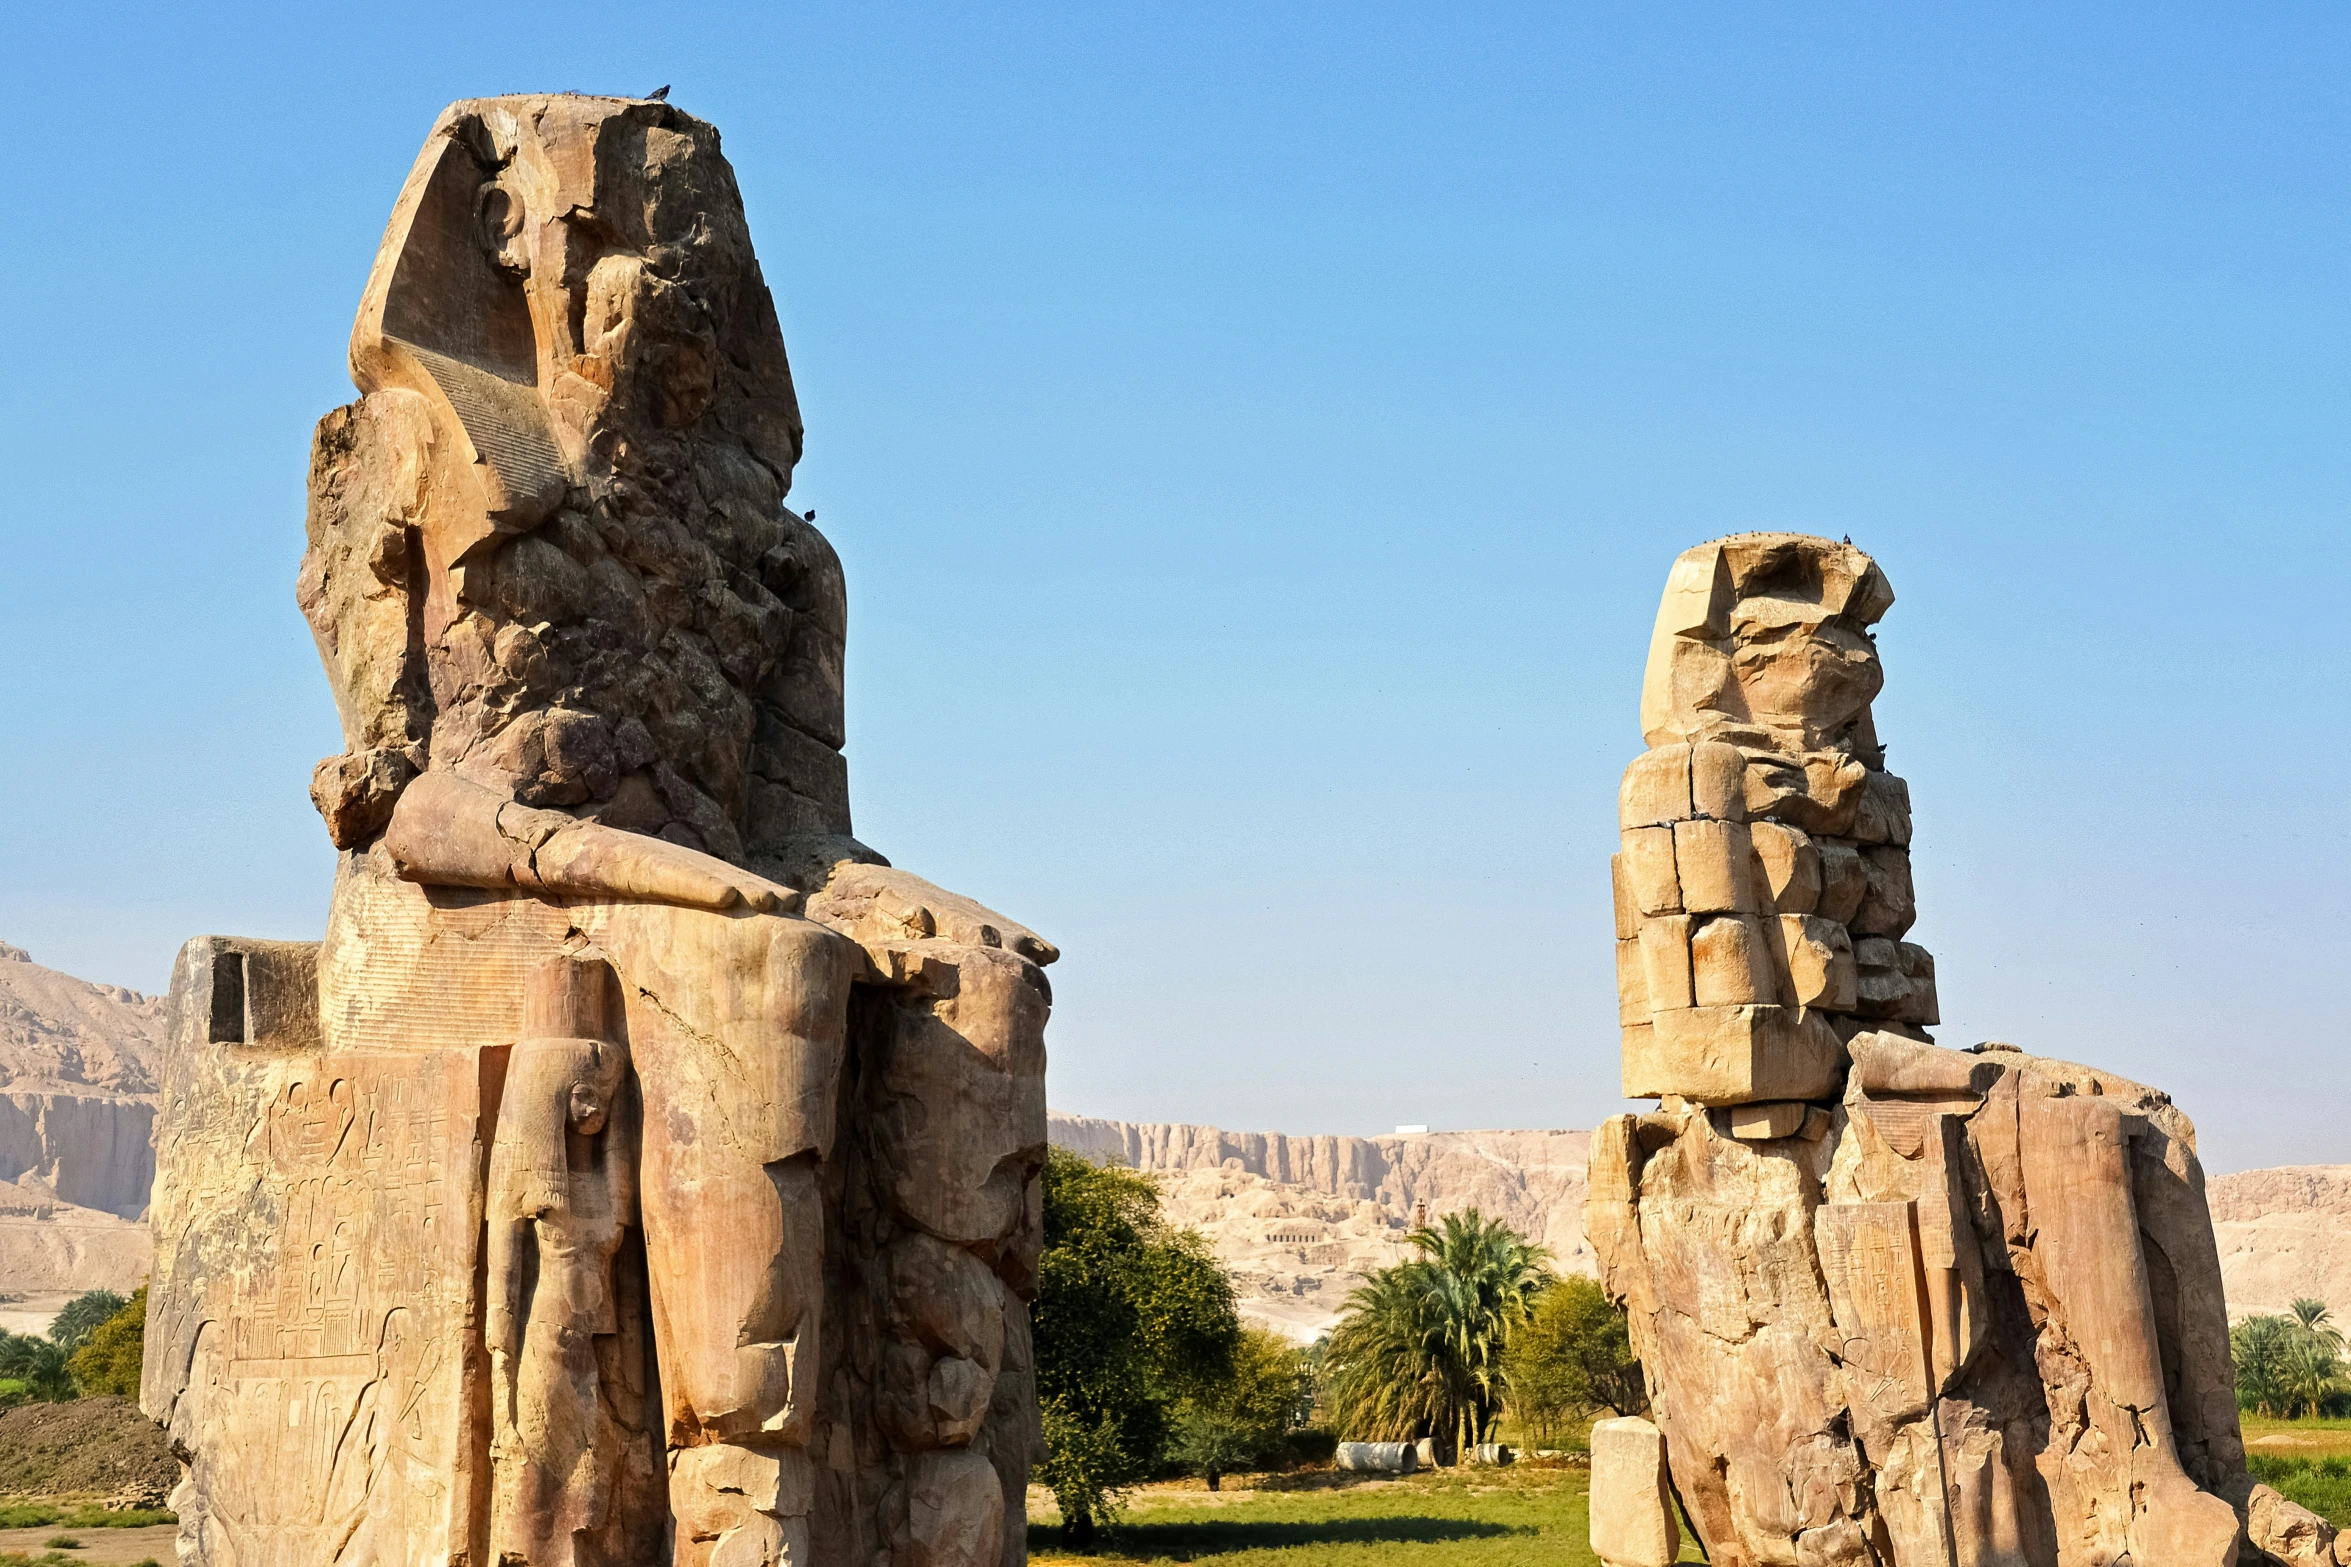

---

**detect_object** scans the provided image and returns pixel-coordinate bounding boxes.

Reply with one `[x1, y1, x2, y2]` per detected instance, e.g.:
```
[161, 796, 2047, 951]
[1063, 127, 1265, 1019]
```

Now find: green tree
[1324, 1266, 1451, 1444]
[2234, 1315, 2292, 1416]
[1324, 1210, 1551, 1461]
[1169, 1327, 1310, 1489]
[47, 1289, 127, 1353]
[2234, 1312, 2343, 1418]
[2289, 1298, 2344, 1352]
[0, 1333, 74, 1401]
[1502, 1275, 1647, 1445]
[2281, 1333, 2344, 1420]
[67, 1285, 146, 1397]
[1035, 1149, 1240, 1549]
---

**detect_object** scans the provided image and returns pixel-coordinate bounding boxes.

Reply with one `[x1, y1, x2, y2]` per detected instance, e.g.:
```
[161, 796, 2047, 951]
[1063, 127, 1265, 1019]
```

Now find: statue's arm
[384, 771, 801, 914]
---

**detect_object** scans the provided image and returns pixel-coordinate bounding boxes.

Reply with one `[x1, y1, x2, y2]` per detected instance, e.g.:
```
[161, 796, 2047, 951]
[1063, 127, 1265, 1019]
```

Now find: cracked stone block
[1597, 533, 2250, 1567]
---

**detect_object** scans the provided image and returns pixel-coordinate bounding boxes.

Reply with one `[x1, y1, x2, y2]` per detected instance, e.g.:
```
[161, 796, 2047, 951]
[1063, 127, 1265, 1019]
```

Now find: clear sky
[2, 4, 2343, 1173]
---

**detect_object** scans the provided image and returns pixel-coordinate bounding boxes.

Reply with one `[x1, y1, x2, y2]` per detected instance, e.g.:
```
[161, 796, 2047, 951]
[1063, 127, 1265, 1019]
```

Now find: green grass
[0, 1507, 172, 1531]
[2246, 1454, 2351, 1528]
[37, 1541, 74, 1551]
[2242, 1413, 2351, 1524]
[1027, 1463, 1704, 1566]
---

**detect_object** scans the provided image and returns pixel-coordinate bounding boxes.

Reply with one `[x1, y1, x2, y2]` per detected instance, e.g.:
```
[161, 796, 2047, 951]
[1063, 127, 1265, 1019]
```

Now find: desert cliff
[0, 944, 158, 1298]
[1048, 1113, 1597, 1339]
[1051, 1113, 2351, 1343]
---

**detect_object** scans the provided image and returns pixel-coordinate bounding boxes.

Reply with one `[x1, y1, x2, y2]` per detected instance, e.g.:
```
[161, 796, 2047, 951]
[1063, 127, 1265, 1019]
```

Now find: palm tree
[1412, 1212, 1552, 1451]
[1325, 1266, 1453, 1446]
[2233, 1311, 2347, 1419]
[1324, 1210, 1552, 1461]
[0, 1332, 75, 1401]
[2231, 1315, 2296, 1417]
[2281, 1332, 2344, 1420]
[2288, 1298, 2344, 1352]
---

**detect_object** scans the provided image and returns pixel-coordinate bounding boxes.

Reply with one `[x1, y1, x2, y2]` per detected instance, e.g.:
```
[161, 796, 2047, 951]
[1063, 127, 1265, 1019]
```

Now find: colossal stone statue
[142, 94, 1050, 1567]
[1588, 535, 2334, 1567]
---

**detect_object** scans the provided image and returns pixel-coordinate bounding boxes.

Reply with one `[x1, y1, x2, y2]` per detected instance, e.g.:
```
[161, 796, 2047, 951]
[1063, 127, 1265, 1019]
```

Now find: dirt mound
[0, 1397, 178, 1504]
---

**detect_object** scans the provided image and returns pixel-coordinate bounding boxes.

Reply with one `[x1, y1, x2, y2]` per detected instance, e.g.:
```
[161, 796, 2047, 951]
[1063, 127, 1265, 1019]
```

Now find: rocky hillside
[2209, 1164, 2351, 1323]
[1053, 1114, 2351, 1342]
[1049, 1113, 1595, 1340]
[0, 943, 161, 1296]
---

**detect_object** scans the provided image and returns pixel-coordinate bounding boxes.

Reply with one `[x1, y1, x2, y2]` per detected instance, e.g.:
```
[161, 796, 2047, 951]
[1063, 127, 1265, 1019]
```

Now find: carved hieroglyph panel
[318, 861, 571, 1054]
[1815, 1201, 1932, 1429]
[166, 1047, 493, 1567]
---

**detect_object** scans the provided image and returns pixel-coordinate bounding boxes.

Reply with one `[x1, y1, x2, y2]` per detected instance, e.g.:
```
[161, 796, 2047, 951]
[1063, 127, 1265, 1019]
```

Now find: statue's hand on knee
[805, 862, 1056, 966]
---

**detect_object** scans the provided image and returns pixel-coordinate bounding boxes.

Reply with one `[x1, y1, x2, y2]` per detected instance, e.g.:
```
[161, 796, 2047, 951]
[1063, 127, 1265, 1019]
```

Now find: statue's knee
[758, 917, 857, 1026]
[672, 1444, 812, 1567]
[895, 1450, 1005, 1567]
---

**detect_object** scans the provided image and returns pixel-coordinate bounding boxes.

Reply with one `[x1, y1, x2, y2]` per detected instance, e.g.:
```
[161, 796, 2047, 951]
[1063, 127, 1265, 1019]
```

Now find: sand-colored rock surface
[1049, 1114, 1595, 1339]
[0, 943, 161, 1293]
[0, 942, 164, 1097]
[1591, 535, 2286, 1567]
[144, 94, 1048, 1567]
[2210, 1164, 2351, 1320]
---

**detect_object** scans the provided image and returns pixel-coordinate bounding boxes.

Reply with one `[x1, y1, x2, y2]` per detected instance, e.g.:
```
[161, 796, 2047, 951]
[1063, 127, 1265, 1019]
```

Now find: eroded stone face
[1590, 534, 2302, 1566]
[147, 93, 1047, 1567]
[298, 93, 850, 881]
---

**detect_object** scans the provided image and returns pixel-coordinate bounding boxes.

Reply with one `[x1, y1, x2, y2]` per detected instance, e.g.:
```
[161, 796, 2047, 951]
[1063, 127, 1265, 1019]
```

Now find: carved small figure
[486, 953, 645, 1567]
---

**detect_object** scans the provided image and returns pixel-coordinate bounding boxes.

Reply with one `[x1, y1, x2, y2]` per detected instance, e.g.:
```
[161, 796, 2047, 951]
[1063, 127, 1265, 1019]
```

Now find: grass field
[1023, 1416, 2351, 1563]
[2243, 1415, 2351, 1526]
[1026, 1464, 1706, 1566]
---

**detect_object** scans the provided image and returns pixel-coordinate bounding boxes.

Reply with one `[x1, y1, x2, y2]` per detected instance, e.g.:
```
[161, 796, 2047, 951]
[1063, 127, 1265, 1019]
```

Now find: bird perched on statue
[646, 85, 670, 101]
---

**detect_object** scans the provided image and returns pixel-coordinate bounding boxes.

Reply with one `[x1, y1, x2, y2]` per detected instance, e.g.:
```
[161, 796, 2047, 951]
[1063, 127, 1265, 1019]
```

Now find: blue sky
[2, 4, 2342, 1172]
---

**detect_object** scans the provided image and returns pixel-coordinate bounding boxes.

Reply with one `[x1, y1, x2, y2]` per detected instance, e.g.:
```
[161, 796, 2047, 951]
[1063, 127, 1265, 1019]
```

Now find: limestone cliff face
[0, 941, 164, 1097]
[2209, 1164, 2351, 1320]
[0, 943, 161, 1291]
[0, 1093, 157, 1218]
[1047, 1113, 1595, 1339]
[1050, 1114, 2351, 1345]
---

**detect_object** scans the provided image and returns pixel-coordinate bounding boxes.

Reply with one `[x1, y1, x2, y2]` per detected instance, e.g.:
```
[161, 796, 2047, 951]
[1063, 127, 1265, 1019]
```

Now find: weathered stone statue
[1588, 535, 2334, 1566]
[142, 94, 1050, 1567]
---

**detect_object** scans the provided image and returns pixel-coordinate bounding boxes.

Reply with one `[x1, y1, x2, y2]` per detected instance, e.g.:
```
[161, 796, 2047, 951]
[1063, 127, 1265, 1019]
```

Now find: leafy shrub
[1168, 1328, 1313, 1489]
[65, 1287, 145, 1397]
[45, 1291, 126, 1354]
[1502, 1274, 1644, 1447]
[1036, 1149, 1241, 1547]
[0, 1504, 176, 1530]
